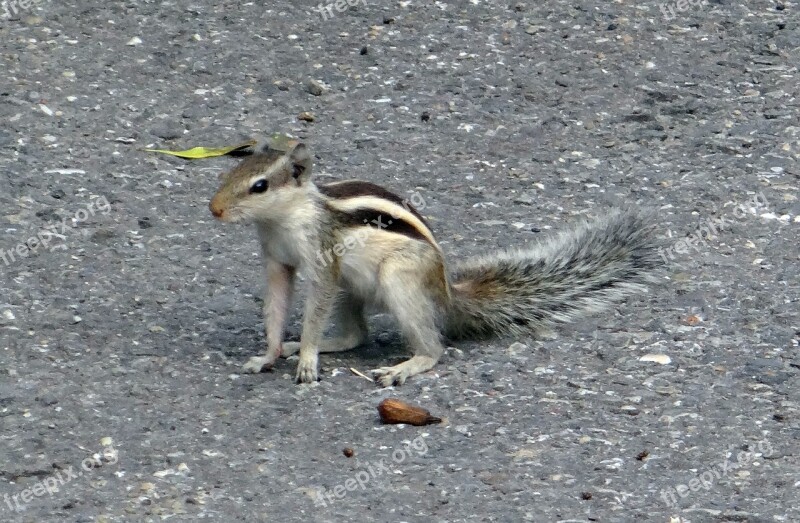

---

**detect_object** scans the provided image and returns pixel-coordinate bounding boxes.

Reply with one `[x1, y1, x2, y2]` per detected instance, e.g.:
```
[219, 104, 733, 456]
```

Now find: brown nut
[343, 448, 355, 458]
[377, 398, 442, 426]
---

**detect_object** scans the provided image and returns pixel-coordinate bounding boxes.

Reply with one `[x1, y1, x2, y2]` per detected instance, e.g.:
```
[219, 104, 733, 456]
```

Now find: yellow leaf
[142, 139, 257, 159]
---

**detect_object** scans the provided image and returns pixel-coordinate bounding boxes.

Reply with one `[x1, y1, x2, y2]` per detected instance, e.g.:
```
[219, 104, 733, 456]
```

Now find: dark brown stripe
[318, 181, 428, 224]
[328, 206, 431, 244]
[222, 150, 287, 183]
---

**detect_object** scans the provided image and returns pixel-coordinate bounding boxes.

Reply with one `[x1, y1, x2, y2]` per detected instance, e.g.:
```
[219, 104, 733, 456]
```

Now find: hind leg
[371, 269, 445, 387]
[282, 292, 368, 357]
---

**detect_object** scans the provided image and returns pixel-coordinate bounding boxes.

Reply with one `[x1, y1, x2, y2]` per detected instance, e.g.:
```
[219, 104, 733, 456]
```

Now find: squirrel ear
[289, 142, 313, 184]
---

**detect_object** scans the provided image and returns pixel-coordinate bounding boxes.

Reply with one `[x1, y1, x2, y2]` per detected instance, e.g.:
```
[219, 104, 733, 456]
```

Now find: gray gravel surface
[1, 1, 799, 522]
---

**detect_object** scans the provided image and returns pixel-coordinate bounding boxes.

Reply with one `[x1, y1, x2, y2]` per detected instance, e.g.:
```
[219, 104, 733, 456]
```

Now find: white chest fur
[255, 222, 308, 267]
[253, 198, 320, 269]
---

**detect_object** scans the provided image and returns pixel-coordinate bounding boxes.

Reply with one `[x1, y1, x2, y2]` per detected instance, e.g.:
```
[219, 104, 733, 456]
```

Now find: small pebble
[306, 79, 326, 96]
[639, 354, 671, 365]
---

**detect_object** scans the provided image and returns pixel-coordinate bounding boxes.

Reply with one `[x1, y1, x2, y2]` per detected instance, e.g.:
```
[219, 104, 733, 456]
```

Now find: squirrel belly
[443, 209, 660, 340]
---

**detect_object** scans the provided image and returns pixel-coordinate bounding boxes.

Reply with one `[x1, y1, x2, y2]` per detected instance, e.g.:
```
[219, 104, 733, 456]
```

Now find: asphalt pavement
[1, 1, 798, 522]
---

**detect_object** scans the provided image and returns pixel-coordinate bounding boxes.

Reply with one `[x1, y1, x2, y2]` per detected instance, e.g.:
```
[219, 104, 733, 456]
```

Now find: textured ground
[1, 0, 799, 522]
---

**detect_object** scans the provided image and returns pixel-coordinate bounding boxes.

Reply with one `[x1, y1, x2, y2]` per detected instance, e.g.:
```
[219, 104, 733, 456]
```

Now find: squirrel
[208, 137, 660, 387]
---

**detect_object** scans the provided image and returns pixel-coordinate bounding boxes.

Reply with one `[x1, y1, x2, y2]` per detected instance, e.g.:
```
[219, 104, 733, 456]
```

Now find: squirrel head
[209, 136, 313, 223]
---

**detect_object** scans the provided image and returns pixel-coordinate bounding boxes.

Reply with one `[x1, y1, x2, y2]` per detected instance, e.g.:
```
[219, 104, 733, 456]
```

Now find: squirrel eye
[292, 164, 305, 179]
[249, 179, 268, 194]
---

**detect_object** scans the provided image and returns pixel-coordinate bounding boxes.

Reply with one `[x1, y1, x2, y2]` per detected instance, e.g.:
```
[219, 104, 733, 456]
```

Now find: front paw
[295, 354, 319, 384]
[242, 355, 275, 373]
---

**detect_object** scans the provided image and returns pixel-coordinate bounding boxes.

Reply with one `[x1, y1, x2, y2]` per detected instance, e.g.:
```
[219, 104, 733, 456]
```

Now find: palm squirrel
[208, 137, 659, 387]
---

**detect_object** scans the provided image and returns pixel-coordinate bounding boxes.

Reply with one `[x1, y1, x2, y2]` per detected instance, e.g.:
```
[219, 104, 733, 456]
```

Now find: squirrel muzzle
[209, 196, 225, 219]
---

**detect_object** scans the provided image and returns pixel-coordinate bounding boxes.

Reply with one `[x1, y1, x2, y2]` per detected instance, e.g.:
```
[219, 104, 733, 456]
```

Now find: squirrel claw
[295, 353, 319, 383]
[295, 365, 318, 384]
[242, 356, 275, 373]
[371, 367, 407, 387]
[372, 356, 437, 387]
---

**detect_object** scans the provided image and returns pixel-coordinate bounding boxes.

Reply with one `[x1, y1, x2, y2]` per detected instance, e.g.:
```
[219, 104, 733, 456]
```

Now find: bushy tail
[444, 209, 660, 339]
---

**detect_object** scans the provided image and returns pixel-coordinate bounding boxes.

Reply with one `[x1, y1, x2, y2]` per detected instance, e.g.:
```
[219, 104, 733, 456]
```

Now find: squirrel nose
[209, 200, 224, 218]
